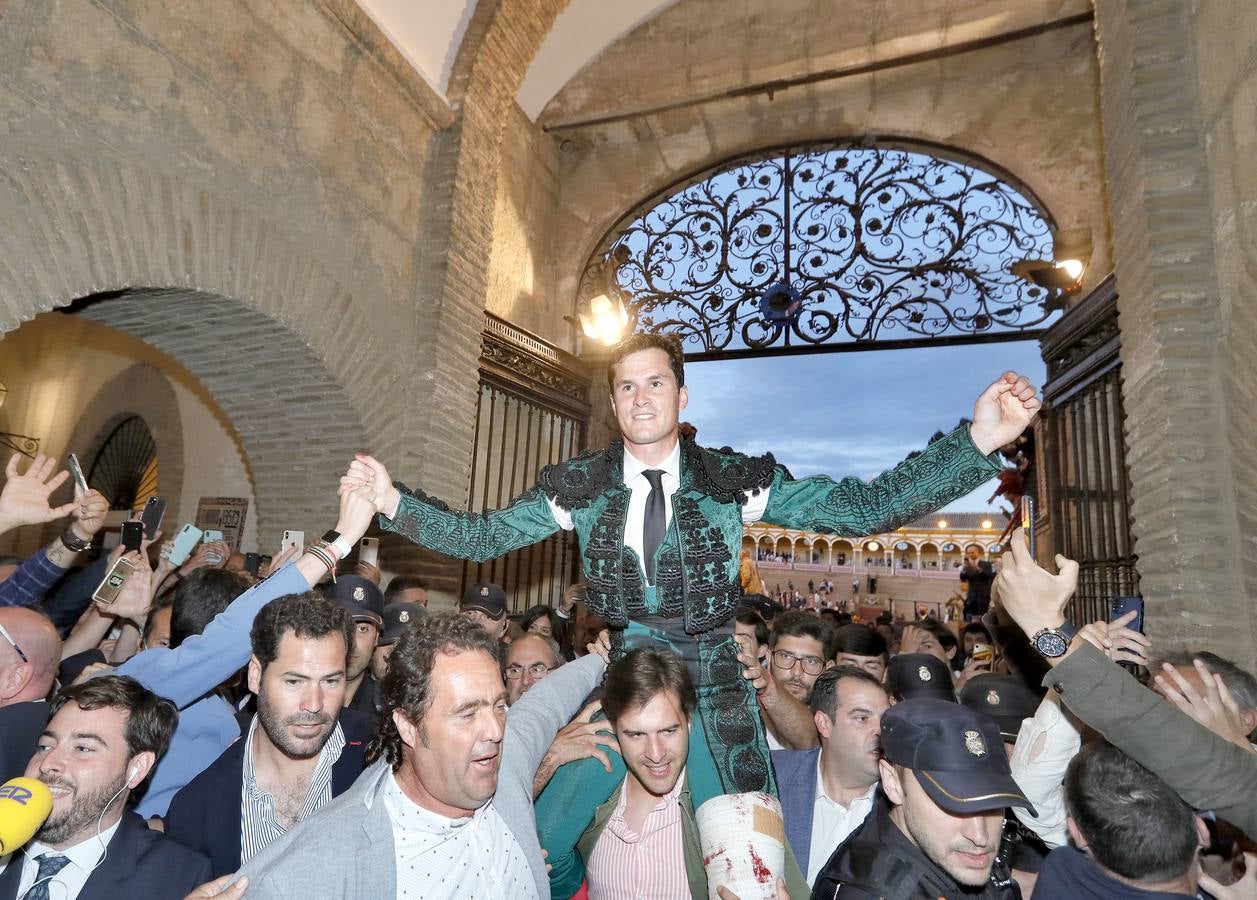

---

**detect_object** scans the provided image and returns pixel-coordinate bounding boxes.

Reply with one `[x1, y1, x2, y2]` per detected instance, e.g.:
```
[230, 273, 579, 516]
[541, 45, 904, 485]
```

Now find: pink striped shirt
[586, 768, 690, 900]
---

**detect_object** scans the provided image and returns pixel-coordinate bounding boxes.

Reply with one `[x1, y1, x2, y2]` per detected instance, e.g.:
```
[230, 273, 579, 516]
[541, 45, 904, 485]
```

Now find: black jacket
[812, 799, 1021, 900]
[164, 707, 373, 877]
[0, 811, 211, 900]
[0, 700, 48, 783]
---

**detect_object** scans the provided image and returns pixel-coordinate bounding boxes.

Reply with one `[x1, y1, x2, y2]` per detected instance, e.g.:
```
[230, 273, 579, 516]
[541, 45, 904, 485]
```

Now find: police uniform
[812, 699, 1032, 900]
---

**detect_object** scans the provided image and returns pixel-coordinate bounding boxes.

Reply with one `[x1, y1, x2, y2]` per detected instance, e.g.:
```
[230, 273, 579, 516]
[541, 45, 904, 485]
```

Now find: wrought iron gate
[1040, 276, 1139, 625]
[462, 316, 590, 613]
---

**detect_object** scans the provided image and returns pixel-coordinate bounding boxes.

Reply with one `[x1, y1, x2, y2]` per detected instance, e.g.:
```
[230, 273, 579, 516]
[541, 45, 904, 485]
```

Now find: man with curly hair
[234, 612, 608, 898]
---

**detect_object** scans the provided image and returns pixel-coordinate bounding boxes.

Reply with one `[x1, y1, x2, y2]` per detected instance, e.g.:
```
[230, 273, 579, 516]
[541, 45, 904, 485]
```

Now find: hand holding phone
[67, 453, 89, 496]
[121, 521, 143, 554]
[167, 523, 204, 566]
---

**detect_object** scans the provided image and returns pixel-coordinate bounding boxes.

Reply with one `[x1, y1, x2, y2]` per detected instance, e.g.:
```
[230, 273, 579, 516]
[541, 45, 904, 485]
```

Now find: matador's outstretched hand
[969, 371, 1041, 455]
[340, 454, 402, 519]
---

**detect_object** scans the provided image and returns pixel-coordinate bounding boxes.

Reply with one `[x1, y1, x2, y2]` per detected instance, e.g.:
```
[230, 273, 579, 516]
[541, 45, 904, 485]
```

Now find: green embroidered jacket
[380, 425, 1001, 634]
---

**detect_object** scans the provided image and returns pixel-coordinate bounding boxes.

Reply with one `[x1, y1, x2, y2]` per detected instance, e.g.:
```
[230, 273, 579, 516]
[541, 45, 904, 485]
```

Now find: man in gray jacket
[234, 612, 608, 899]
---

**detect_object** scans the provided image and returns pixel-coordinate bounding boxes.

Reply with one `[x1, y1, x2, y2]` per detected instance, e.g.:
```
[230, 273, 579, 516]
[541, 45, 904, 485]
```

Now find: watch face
[1035, 631, 1069, 658]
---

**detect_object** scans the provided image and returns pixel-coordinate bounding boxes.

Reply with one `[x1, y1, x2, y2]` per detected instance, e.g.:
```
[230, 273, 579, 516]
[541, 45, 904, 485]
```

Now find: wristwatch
[1030, 620, 1079, 658]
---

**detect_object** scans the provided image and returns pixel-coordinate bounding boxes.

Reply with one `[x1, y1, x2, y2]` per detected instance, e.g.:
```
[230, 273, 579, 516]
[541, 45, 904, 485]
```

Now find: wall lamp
[1011, 227, 1093, 297]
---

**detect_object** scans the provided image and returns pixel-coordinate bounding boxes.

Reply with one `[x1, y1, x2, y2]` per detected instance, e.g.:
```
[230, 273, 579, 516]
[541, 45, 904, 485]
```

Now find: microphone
[0, 777, 52, 854]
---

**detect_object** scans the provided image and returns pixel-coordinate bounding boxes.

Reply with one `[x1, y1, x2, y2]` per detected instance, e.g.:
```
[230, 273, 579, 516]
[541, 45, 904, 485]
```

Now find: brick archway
[0, 154, 385, 539]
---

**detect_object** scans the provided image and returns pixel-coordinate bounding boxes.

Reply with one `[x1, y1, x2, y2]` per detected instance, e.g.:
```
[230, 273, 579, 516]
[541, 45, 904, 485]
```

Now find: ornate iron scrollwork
[579, 142, 1058, 355]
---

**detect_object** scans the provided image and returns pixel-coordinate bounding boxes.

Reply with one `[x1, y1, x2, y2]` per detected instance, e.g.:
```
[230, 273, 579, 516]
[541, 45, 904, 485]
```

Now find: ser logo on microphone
[0, 783, 34, 805]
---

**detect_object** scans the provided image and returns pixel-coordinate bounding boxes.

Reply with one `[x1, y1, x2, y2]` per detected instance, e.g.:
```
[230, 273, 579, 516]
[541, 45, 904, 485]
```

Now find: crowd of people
[0, 452, 1253, 899]
[1, 335, 1254, 900]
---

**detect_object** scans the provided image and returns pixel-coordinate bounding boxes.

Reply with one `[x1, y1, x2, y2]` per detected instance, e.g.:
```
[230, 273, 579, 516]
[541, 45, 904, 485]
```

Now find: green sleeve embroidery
[378, 484, 560, 563]
[761, 425, 1003, 536]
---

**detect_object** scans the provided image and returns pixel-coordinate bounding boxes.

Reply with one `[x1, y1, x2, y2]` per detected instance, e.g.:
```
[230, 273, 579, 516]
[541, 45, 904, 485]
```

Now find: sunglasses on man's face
[0, 623, 28, 663]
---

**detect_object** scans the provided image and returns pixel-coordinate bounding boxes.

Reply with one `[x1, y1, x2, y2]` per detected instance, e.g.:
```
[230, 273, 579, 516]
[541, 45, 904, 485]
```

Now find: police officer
[811, 698, 1034, 899]
[886, 653, 956, 703]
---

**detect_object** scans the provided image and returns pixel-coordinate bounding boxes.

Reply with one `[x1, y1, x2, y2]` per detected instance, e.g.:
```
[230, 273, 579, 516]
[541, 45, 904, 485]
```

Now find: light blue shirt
[116, 565, 310, 817]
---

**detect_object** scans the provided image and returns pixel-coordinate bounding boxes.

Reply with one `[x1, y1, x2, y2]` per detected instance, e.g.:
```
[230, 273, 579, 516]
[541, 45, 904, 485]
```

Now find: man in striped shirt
[581, 648, 705, 899]
[165, 593, 372, 876]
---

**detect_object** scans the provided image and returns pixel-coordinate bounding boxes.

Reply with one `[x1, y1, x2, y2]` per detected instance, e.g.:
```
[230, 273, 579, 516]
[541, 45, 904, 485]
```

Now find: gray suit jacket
[236, 653, 607, 899]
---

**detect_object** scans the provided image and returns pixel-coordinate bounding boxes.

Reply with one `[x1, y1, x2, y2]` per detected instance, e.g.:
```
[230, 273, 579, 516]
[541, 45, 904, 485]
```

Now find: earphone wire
[17, 776, 132, 900]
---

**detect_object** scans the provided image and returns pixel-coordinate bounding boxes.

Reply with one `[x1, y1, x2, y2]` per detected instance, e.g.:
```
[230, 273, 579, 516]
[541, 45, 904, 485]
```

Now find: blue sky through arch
[679, 340, 1046, 514]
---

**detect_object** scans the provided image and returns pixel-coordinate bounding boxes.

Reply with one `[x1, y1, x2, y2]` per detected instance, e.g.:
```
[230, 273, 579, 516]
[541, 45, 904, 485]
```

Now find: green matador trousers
[378, 425, 1001, 897]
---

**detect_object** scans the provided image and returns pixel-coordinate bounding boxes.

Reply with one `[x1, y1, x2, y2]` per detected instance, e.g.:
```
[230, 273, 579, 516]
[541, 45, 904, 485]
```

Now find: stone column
[1094, 1, 1257, 663]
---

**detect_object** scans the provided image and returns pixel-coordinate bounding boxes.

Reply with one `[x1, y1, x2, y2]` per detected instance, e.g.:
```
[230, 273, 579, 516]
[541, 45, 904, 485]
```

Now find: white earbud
[127, 765, 139, 784]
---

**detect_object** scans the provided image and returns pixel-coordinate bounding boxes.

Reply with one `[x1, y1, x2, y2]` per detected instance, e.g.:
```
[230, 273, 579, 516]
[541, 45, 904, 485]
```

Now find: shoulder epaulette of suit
[683, 440, 777, 505]
[538, 444, 621, 511]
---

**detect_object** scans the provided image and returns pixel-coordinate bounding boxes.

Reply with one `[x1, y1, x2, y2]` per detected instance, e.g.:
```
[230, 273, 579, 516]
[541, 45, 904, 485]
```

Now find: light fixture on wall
[1011, 227, 1094, 298]
[0, 382, 41, 458]
[567, 261, 633, 353]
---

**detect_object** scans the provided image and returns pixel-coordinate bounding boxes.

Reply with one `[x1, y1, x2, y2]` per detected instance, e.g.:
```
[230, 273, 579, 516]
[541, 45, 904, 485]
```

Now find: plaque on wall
[195, 497, 249, 552]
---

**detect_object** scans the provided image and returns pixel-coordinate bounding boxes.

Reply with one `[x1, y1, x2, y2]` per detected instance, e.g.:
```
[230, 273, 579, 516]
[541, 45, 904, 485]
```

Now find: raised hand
[102, 551, 155, 627]
[0, 453, 77, 532]
[994, 529, 1079, 637]
[1199, 853, 1257, 899]
[969, 372, 1041, 455]
[336, 485, 380, 545]
[1154, 659, 1256, 752]
[341, 454, 400, 517]
[71, 489, 110, 541]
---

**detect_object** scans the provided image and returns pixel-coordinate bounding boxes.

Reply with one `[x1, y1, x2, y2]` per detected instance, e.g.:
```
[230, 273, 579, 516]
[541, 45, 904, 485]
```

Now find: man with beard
[812, 698, 1033, 899]
[0, 676, 210, 900]
[775, 666, 889, 886]
[164, 594, 371, 877]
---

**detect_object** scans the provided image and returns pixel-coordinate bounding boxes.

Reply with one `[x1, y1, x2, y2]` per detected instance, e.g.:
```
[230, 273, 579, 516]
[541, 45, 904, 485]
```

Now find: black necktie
[642, 469, 666, 585]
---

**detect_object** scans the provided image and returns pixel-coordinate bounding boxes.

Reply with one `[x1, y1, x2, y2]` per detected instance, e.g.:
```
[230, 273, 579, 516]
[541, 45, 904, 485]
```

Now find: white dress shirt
[382, 770, 537, 900]
[11, 817, 123, 900]
[806, 756, 878, 886]
[1009, 691, 1080, 848]
[547, 441, 772, 576]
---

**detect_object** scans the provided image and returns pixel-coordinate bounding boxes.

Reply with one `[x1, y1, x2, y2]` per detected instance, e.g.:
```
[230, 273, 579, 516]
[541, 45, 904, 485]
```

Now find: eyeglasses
[0, 623, 28, 663]
[505, 662, 554, 680]
[771, 649, 825, 676]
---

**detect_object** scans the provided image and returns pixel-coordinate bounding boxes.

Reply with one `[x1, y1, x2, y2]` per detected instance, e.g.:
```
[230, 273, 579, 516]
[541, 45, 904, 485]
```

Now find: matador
[343, 333, 1041, 895]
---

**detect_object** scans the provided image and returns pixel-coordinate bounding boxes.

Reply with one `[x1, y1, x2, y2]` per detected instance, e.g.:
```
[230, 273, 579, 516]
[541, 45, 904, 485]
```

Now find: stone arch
[0, 154, 386, 539]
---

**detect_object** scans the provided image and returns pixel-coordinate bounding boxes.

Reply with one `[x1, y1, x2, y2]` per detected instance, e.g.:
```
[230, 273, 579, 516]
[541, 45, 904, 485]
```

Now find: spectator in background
[504, 633, 561, 706]
[961, 546, 996, 621]
[832, 623, 889, 681]
[383, 575, 428, 609]
[0, 605, 61, 781]
[461, 581, 508, 643]
[734, 607, 769, 664]
[760, 611, 836, 750]
[369, 599, 426, 688]
[521, 604, 561, 640]
[165, 594, 372, 877]
[321, 574, 384, 715]
[3, 676, 212, 900]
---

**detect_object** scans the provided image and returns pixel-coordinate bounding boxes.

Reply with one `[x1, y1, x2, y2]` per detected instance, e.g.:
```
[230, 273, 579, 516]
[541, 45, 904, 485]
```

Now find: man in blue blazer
[773, 666, 890, 886]
[165, 594, 373, 877]
[0, 676, 211, 900]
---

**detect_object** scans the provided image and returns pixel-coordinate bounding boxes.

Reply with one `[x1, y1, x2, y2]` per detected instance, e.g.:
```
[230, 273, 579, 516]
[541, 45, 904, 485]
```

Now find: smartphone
[280, 530, 304, 555]
[358, 537, 379, 568]
[121, 521, 143, 553]
[1111, 595, 1145, 633]
[67, 453, 89, 495]
[1020, 495, 1035, 557]
[93, 555, 138, 607]
[168, 523, 203, 566]
[202, 529, 224, 544]
[971, 642, 995, 666]
[139, 496, 167, 541]
[244, 552, 261, 577]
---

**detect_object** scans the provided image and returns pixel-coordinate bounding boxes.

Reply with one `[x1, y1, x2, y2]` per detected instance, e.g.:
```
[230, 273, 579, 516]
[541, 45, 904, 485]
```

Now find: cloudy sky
[680, 339, 1046, 513]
